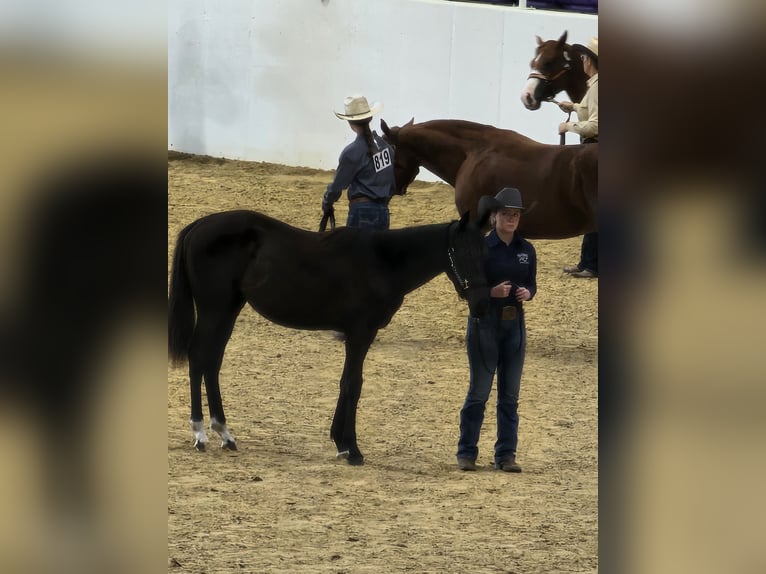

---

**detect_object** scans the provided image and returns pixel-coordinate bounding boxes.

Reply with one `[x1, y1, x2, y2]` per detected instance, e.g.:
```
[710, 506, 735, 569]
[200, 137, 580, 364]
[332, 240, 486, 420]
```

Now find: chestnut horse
[381, 118, 597, 240]
[521, 30, 588, 111]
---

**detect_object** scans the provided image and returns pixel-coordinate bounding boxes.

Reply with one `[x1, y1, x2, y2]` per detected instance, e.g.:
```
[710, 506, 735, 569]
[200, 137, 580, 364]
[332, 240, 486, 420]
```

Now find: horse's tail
[168, 222, 197, 366]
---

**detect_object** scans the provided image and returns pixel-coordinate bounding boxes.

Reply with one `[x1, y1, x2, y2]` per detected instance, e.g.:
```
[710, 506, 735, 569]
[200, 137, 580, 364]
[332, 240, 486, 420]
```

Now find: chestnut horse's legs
[331, 329, 377, 465]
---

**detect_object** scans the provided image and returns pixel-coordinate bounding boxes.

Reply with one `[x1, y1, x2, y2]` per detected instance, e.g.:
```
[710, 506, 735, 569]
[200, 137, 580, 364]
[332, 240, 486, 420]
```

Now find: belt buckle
[501, 306, 517, 321]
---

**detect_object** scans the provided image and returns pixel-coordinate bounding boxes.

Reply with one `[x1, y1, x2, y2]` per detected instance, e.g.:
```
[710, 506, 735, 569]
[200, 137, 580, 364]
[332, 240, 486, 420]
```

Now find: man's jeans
[347, 202, 389, 230]
[579, 231, 598, 274]
[457, 312, 526, 463]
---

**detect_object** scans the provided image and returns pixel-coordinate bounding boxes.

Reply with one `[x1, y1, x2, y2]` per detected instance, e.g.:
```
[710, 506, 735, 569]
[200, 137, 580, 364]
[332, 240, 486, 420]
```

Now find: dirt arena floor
[167, 153, 598, 573]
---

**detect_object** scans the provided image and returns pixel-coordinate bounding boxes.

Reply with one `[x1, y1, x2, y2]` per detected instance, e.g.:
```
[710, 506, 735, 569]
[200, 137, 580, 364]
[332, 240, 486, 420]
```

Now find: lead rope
[447, 224, 495, 375]
[560, 110, 572, 146]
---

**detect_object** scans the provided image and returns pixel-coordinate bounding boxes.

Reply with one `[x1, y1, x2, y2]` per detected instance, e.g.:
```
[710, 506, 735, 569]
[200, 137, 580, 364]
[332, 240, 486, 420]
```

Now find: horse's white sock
[210, 417, 235, 446]
[190, 419, 208, 445]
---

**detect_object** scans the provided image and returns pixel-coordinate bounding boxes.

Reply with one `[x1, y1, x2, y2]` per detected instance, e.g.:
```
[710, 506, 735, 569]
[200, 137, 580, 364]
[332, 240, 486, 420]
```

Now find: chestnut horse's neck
[401, 121, 490, 186]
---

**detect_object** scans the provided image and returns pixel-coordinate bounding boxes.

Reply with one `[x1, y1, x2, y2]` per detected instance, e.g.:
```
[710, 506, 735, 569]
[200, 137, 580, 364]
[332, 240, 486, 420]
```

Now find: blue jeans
[579, 231, 598, 274]
[347, 202, 389, 230]
[457, 312, 526, 463]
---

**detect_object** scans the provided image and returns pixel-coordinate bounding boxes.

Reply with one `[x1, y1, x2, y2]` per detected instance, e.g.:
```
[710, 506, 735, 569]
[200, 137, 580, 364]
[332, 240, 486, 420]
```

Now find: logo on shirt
[517, 253, 529, 264]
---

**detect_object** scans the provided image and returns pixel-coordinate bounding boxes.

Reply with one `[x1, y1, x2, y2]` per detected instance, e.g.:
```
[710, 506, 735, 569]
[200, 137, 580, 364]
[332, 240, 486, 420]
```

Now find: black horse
[168, 209, 490, 465]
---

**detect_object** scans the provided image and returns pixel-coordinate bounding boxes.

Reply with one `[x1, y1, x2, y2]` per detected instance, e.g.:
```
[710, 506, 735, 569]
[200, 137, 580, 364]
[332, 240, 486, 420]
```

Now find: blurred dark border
[602, 4, 766, 573]
[0, 18, 167, 574]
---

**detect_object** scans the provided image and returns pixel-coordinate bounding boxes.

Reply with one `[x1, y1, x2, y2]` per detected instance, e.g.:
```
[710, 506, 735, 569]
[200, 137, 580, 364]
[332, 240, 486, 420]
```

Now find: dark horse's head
[446, 211, 491, 317]
[380, 118, 419, 197]
[521, 31, 584, 110]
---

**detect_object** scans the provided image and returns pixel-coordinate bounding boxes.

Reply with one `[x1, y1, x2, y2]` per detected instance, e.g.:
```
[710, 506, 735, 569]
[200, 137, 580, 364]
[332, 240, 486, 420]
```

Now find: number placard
[372, 147, 392, 173]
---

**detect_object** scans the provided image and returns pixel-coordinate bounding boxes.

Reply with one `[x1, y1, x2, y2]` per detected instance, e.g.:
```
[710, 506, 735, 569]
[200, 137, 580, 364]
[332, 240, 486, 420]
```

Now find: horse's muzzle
[520, 92, 541, 111]
[466, 286, 490, 318]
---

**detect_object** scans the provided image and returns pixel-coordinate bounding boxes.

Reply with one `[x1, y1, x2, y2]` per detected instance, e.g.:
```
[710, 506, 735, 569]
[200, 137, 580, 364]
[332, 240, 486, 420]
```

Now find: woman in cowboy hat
[558, 36, 599, 279]
[322, 94, 396, 229]
[456, 187, 537, 473]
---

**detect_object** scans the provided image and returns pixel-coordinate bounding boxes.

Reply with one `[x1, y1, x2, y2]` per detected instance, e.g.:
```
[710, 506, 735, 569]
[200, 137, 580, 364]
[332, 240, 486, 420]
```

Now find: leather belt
[349, 196, 385, 205]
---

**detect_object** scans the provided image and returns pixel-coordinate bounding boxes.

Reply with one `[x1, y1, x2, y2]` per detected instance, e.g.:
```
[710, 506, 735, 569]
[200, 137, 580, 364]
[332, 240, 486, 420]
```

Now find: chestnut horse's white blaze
[521, 75, 543, 109]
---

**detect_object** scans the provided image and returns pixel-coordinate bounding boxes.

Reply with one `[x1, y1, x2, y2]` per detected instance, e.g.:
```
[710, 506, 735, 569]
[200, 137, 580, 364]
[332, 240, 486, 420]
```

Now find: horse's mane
[410, 119, 540, 148]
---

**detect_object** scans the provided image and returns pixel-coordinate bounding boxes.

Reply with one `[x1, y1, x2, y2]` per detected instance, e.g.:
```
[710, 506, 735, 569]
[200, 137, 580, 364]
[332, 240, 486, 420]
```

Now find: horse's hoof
[347, 454, 365, 466]
[222, 440, 237, 451]
[194, 440, 206, 452]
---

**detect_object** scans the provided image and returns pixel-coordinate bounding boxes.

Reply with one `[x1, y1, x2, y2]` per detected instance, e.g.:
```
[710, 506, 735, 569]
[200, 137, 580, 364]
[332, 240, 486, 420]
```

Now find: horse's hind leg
[189, 364, 208, 451]
[189, 303, 242, 451]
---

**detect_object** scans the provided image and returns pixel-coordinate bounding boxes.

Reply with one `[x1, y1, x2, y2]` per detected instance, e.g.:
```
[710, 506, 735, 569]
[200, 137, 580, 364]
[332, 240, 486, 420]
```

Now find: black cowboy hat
[478, 187, 524, 220]
[572, 37, 598, 63]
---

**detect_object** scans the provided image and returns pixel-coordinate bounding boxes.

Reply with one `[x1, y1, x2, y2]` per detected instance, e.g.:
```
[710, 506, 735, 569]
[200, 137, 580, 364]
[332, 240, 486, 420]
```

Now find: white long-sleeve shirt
[567, 73, 598, 141]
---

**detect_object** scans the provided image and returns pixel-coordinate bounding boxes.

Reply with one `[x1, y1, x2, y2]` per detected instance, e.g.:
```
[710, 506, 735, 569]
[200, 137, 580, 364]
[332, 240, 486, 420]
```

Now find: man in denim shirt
[322, 94, 395, 230]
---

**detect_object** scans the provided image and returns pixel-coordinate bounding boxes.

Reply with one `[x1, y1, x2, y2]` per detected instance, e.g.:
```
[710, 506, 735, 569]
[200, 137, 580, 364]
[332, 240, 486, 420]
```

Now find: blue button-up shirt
[323, 131, 395, 207]
[485, 229, 537, 313]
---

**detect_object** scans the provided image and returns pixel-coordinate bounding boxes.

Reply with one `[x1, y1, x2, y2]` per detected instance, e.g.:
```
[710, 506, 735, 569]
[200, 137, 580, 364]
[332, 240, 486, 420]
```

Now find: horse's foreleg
[331, 331, 376, 465]
[330, 389, 350, 459]
[331, 382, 364, 465]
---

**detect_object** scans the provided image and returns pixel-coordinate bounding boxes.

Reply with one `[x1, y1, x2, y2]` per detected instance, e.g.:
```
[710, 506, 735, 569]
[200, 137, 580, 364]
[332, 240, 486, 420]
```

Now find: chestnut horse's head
[521, 31, 583, 110]
[380, 118, 419, 196]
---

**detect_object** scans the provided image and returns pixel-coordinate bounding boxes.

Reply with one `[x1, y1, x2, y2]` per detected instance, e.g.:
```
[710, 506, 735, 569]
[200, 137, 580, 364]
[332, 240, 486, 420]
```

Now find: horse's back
[178, 211, 302, 299]
[180, 212, 377, 328]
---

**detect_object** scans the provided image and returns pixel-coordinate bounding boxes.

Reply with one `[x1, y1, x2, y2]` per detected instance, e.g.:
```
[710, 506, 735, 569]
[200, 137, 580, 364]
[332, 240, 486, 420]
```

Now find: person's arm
[323, 147, 360, 209]
[514, 244, 537, 302]
[566, 85, 598, 139]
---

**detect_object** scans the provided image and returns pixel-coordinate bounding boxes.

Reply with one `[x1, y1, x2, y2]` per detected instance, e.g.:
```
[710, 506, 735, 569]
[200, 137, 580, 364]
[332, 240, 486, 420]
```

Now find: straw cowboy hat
[572, 37, 598, 62]
[478, 187, 524, 220]
[334, 94, 383, 121]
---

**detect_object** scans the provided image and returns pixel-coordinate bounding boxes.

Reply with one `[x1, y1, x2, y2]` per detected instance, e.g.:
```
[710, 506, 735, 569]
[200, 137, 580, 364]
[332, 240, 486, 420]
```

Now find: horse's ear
[536, 35, 543, 46]
[558, 30, 568, 45]
[404, 117, 414, 128]
[380, 118, 390, 135]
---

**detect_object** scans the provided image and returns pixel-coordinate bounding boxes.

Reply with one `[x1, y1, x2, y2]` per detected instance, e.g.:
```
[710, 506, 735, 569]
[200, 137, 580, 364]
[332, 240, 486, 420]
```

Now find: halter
[446, 220, 484, 295]
[448, 246, 470, 291]
[527, 65, 571, 103]
[527, 66, 571, 85]
[527, 48, 573, 101]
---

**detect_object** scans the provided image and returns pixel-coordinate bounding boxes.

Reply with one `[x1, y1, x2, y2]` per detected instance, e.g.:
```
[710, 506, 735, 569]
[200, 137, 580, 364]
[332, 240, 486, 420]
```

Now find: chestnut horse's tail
[168, 222, 197, 366]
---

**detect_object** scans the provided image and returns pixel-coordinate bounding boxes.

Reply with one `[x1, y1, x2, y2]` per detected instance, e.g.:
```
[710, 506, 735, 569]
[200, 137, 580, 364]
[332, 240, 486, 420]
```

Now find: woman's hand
[490, 281, 513, 298]
[515, 287, 531, 302]
[558, 101, 574, 113]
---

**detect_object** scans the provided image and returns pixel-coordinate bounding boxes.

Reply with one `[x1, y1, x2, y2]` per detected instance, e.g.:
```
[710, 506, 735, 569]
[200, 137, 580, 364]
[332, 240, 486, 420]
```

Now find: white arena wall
[168, 0, 597, 181]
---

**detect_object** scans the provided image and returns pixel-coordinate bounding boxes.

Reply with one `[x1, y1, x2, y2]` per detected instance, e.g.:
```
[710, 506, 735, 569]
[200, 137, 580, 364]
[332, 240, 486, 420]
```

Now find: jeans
[579, 231, 598, 274]
[457, 312, 526, 463]
[347, 202, 389, 230]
